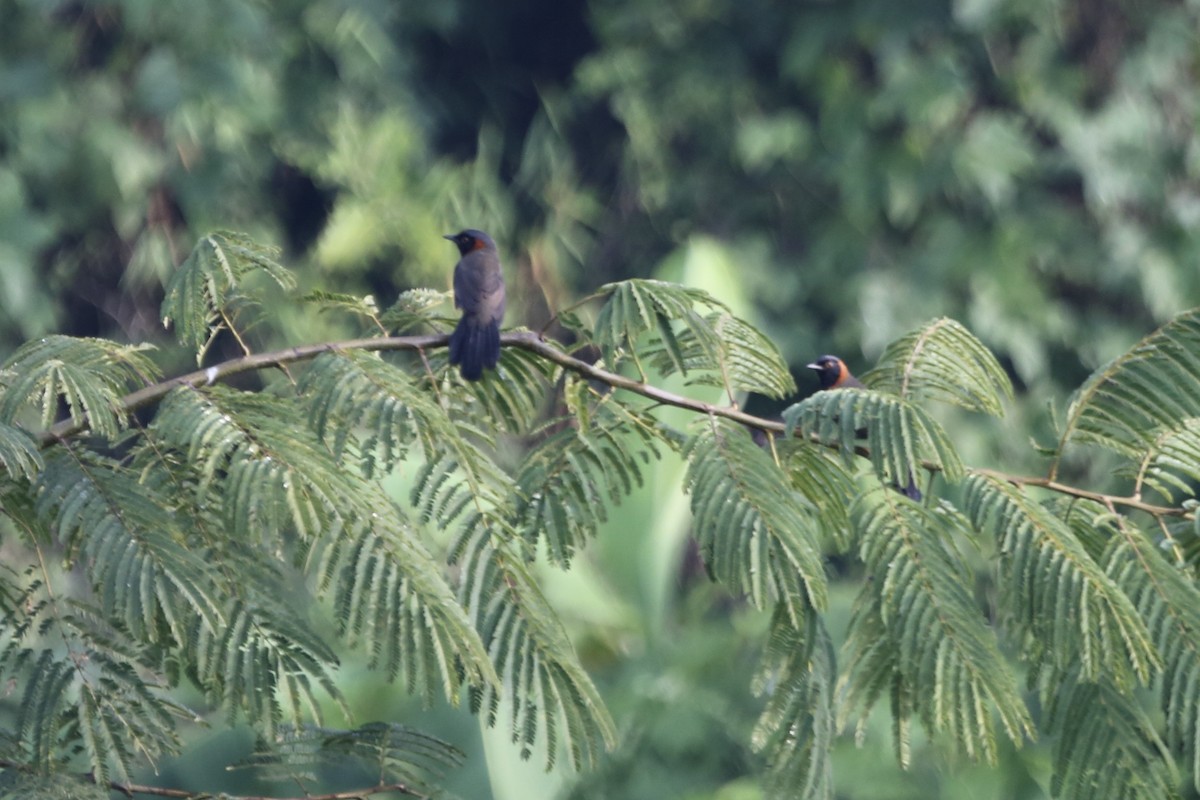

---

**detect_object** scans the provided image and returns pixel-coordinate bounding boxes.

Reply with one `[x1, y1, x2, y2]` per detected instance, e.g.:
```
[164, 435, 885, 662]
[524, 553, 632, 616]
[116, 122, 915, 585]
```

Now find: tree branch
[36, 331, 1193, 520]
[40, 332, 775, 444]
[969, 469, 1188, 519]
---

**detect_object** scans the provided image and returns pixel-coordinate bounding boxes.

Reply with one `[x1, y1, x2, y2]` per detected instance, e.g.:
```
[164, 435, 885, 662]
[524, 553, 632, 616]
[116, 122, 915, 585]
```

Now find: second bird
[806, 354, 864, 390]
[444, 229, 506, 381]
[806, 354, 922, 500]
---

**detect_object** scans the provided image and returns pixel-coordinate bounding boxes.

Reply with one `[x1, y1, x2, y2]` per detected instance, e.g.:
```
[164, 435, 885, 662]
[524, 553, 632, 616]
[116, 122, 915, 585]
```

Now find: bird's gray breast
[454, 252, 505, 322]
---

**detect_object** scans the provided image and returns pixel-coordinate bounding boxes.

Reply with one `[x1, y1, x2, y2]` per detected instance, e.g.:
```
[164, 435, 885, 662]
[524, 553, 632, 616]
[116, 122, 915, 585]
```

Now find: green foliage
[6, 232, 1200, 800]
[1056, 309, 1200, 498]
[1100, 517, 1200, 784]
[152, 385, 358, 540]
[783, 386, 965, 488]
[0, 772, 107, 800]
[752, 606, 836, 800]
[0, 421, 41, 481]
[864, 317, 1014, 415]
[844, 488, 1032, 765]
[1046, 675, 1180, 800]
[301, 290, 386, 331]
[316, 512, 500, 704]
[593, 279, 715, 374]
[457, 347, 558, 437]
[8, 0, 1200, 795]
[161, 232, 295, 362]
[964, 475, 1158, 687]
[0, 571, 193, 786]
[590, 279, 795, 398]
[515, 393, 664, 565]
[380, 288, 454, 334]
[35, 447, 221, 645]
[299, 346, 618, 769]
[774, 438, 858, 551]
[452, 523, 618, 769]
[234, 722, 464, 795]
[645, 312, 798, 400]
[0, 336, 158, 440]
[684, 419, 827, 619]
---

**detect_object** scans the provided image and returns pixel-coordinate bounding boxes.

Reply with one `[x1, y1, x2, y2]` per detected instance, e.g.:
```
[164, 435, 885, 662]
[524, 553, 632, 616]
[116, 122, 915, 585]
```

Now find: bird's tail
[448, 317, 501, 381]
[896, 471, 923, 501]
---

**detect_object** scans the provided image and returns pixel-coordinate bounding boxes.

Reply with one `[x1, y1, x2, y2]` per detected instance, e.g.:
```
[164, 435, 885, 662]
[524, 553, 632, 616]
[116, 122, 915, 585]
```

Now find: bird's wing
[454, 253, 505, 320]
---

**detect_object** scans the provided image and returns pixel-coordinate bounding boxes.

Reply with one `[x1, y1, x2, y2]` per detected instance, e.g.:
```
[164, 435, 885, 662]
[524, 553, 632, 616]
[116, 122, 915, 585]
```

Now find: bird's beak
[442, 234, 456, 241]
[805, 362, 821, 370]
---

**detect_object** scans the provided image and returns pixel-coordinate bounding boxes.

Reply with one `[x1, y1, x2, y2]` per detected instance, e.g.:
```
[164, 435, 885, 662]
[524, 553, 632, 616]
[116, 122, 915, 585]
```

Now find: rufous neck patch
[834, 360, 850, 387]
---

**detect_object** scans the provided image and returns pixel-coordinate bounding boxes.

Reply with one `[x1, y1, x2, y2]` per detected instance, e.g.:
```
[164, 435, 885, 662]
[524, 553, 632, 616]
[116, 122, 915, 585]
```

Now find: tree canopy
[1, 235, 1200, 799]
[3, 1, 1200, 798]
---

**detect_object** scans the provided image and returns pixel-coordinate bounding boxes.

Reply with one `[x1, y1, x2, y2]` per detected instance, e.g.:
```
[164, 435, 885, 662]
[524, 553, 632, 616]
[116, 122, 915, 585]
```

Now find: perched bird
[444, 229, 506, 381]
[806, 354, 922, 500]
[806, 354, 864, 390]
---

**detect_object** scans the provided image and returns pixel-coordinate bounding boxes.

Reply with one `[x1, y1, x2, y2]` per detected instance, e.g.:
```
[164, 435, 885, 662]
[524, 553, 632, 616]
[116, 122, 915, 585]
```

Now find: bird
[444, 229, 506, 381]
[748, 355, 860, 448]
[806, 354, 864, 390]
[806, 354, 922, 500]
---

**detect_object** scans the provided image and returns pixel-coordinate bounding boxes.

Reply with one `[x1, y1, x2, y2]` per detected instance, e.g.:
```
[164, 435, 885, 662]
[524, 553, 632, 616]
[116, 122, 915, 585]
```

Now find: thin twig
[538, 289, 608, 336]
[971, 468, 1188, 519]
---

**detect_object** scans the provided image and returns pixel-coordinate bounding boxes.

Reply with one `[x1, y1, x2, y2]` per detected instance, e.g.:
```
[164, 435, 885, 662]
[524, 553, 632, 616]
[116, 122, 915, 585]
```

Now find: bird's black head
[806, 355, 852, 389]
[443, 229, 495, 256]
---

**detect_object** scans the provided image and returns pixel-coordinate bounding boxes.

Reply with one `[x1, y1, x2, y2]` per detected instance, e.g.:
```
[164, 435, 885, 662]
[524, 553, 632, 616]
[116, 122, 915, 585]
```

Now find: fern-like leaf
[35, 448, 221, 647]
[454, 345, 556, 435]
[0, 420, 41, 480]
[646, 312, 797, 399]
[195, 595, 343, 737]
[752, 605, 836, 800]
[301, 351, 514, 502]
[592, 279, 723, 377]
[161, 231, 295, 361]
[62, 610, 192, 785]
[1057, 307, 1200, 464]
[864, 317, 1012, 415]
[839, 599, 920, 767]
[15, 649, 75, 773]
[0, 772, 107, 799]
[0, 336, 158, 438]
[0, 579, 192, 785]
[453, 518, 617, 770]
[312, 507, 499, 704]
[1046, 672, 1179, 800]
[379, 288, 452, 333]
[783, 388, 964, 487]
[1097, 514, 1200, 791]
[234, 722, 463, 794]
[963, 475, 1158, 686]
[775, 439, 858, 551]
[515, 398, 662, 565]
[153, 385, 362, 540]
[844, 487, 1033, 763]
[683, 419, 827, 619]
[300, 289, 384, 328]
[1135, 418, 1200, 501]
